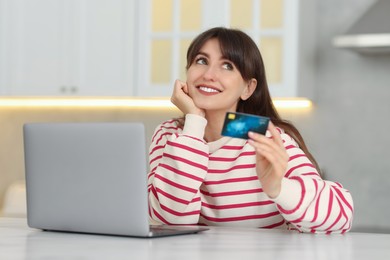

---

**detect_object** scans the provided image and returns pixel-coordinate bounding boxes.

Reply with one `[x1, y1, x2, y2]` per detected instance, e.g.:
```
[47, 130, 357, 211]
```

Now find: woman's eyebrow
[196, 51, 209, 57]
[197, 51, 229, 61]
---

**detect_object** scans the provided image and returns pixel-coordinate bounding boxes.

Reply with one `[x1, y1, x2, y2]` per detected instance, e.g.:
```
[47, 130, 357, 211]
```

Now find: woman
[148, 27, 354, 234]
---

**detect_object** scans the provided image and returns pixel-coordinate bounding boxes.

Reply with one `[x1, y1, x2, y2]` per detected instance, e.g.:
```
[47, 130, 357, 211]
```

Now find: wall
[292, 0, 390, 233]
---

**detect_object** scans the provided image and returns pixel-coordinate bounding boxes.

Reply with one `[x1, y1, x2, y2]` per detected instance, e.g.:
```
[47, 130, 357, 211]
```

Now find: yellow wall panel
[179, 39, 192, 80]
[151, 40, 172, 84]
[259, 37, 282, 84]
[230, 0, 253, 29]
[152, 0, 173, 31]
[180, 0, 202, 31]
[260, 0, 283, 29]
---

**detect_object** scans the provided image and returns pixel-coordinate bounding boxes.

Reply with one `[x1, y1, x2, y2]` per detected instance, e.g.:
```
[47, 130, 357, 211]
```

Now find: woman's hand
[170, 79, 205, 117]
[248, 122, 289, 198]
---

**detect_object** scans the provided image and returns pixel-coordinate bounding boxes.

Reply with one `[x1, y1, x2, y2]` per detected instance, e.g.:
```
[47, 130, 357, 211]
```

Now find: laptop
[23, 122, 208, 238]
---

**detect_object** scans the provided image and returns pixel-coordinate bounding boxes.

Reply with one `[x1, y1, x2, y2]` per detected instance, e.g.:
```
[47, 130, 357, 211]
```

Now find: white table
[1, 217, 390, 260]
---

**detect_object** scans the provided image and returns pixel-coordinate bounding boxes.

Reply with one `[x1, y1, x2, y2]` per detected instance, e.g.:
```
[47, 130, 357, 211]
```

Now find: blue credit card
[221, 112, 270, 139]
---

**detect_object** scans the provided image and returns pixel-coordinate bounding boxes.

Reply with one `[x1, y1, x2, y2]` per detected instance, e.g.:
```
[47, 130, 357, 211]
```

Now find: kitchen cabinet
[0, 0, 316, 99]
[0, 0, 136, 96]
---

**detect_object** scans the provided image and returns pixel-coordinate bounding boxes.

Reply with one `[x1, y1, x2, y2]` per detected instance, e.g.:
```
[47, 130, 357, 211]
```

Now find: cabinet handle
[70, 87, 78, 93]
[60, 86, 67, 93]
[59, 86, 78, 94]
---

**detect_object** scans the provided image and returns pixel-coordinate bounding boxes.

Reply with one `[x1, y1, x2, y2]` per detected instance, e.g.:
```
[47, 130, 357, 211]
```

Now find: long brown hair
[184, 27, 321, 173]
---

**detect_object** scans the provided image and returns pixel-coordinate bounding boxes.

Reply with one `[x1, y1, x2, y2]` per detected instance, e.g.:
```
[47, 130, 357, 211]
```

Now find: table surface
[1, 217, 390, 260]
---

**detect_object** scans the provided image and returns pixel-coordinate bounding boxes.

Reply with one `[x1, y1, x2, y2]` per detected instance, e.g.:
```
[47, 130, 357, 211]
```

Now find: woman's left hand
[248, 122, 289, 198]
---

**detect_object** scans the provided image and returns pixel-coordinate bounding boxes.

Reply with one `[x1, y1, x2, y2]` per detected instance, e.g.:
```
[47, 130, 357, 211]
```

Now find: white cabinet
[0, 0, 136, 96]
[0, 0, 316, 99]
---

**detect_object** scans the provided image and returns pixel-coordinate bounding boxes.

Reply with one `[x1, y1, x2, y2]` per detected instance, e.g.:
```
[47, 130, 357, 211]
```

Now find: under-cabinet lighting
[272, 98, 312, 109]
[0, 98, 174, 108]
[0, 97, 312, 109]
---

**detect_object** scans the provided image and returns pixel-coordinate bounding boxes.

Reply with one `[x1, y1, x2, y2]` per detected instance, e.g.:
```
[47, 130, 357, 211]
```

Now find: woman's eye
[195, 58, 207, 65]
[222, 62, 234, 70]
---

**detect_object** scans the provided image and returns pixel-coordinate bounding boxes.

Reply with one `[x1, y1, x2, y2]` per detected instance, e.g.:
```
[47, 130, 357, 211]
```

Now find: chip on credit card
[221, 112, 270, 139]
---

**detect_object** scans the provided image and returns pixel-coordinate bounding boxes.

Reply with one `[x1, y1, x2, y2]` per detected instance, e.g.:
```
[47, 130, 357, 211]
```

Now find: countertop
[1, 217, 390, 260]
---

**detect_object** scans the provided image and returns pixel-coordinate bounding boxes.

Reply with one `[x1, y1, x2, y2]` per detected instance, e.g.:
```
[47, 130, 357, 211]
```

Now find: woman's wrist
[183, 114, 207, 139]
[189, 109, 205, 118]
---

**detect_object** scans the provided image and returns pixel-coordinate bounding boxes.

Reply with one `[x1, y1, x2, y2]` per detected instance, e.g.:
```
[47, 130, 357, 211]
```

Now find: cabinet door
[71, 0, 135, 96]
[0, 0, 135, 96]
[0, 0, 67, 95]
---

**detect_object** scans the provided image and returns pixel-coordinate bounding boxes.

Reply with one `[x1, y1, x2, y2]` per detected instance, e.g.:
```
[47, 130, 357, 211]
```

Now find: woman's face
[186, 38, 256, 113]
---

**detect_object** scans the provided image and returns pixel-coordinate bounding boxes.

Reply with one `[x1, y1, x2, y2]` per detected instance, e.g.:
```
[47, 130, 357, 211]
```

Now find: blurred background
[0, 0, 389, 233]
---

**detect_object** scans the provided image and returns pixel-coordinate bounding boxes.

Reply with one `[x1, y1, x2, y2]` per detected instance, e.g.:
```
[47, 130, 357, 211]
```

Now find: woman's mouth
[197, 86, 221, 94]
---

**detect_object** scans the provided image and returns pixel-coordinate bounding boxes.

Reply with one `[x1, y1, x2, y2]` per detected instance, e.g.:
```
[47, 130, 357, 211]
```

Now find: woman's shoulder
[155, 118, 184, 134]
[150, 118, 183, 145]
[271, 126, 300, 148]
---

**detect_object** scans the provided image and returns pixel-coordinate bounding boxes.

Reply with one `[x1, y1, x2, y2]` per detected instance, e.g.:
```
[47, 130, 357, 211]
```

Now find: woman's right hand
[171, 79, 205, 117]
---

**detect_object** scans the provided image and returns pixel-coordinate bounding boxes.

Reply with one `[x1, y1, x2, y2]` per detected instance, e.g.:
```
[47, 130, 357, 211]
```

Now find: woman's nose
[202, 65, 218, 81]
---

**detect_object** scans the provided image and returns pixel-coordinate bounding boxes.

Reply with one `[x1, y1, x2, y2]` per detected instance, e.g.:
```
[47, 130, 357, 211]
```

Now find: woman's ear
[240, 78, 257, 101]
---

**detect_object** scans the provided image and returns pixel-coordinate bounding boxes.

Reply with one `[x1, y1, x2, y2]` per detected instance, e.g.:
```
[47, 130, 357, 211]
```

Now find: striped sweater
[148, 114, 354, 234]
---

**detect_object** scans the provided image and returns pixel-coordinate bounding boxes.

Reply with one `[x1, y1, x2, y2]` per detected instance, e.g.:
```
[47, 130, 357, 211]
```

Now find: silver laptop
[23, 122, 208, 237]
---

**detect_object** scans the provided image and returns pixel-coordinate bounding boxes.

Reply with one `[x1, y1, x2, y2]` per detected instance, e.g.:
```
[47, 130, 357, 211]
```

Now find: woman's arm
[248, 124, 354, 233]
[272, 135, 354, 233]
[148, 114, 209, 225]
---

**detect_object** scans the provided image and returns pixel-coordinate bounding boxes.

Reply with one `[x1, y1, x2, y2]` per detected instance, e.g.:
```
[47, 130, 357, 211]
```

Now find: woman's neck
[204, 110, 228, 142]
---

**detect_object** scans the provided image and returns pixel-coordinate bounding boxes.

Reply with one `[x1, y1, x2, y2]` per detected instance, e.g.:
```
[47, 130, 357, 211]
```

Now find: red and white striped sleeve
[272, 133, 354, 234]
[148, 114, 209, 225]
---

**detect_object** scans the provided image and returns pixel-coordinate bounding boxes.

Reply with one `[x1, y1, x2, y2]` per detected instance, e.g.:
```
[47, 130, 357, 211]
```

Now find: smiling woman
[184, 38, 257, 114]
[147, 27, 354, 234]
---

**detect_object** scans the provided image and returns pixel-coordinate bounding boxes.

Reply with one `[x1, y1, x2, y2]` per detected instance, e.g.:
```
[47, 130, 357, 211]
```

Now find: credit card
[221, 112, 270, 139]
